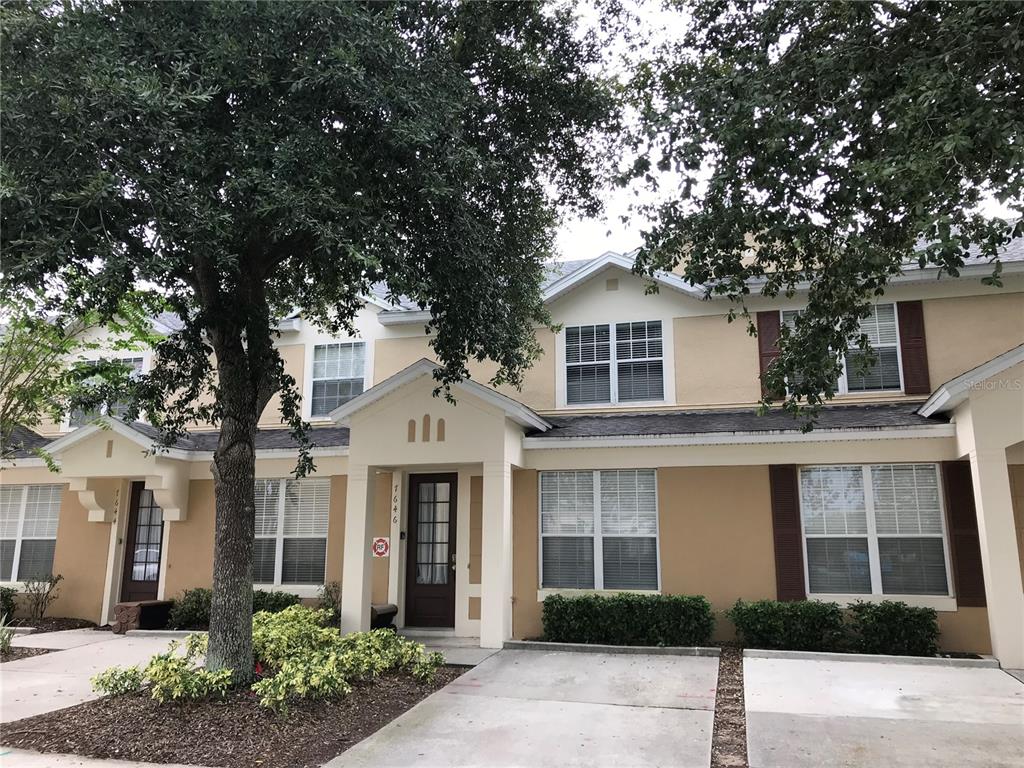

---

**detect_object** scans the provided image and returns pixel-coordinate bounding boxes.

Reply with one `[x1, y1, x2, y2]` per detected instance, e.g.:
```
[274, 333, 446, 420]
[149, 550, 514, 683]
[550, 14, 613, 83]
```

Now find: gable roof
[918, 344, 1024, 417]
[329, 358, 551, 432]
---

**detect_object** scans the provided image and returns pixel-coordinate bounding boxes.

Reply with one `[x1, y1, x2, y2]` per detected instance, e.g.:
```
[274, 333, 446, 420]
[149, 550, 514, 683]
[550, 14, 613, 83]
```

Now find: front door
[120, 482, 164, 602]
[405, 473, 457, 627]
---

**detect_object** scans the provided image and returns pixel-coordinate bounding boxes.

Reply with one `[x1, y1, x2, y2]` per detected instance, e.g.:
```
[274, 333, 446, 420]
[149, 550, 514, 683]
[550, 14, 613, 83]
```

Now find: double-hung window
[780, 304, 901, 394]
[540, 470, 659, 591]
[311, 343, 365, 417]
[69, 357, 145, 427]
[253, 478, 330, 586]
[0, 484, 61, 582]
[800, 464, 950, 596]
[565, 321, 663, 405]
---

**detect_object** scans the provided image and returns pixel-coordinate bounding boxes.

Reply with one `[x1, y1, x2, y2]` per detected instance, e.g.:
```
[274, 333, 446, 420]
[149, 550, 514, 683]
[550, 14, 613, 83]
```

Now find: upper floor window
[0, 484, 61, 582]
[799, 464, 949, 597]
[311, 343, 365, 417]
[253, 478, 330, 586]
[540, 469, 659, 591]
[69, 356, 145, 427]
[781, 304, 901, 394]
[565, 321, 663, 405]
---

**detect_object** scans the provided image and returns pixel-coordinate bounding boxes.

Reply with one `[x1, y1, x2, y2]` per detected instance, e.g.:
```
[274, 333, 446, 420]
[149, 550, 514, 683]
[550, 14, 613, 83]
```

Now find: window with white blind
[540, 470, 659, 590]
[0, 484, 62, 582]
[253, 478, 330, 586]
[799, 464, 950, 597]
[69, 357, 145, 427]
[565, 322, 663, 405]
[311, 343, 365, 417]
[780, 305, 901, 394]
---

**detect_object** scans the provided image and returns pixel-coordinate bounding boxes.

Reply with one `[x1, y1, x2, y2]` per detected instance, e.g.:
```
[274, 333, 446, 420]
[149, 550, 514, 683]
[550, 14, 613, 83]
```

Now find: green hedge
[727, 599, 846, 652]
[168, 588, 302, 630]
[542, 593, 714, 647]
[847, 600, 939, 657]
[728, 599, 940, 656]
[0, 586, 16, 620]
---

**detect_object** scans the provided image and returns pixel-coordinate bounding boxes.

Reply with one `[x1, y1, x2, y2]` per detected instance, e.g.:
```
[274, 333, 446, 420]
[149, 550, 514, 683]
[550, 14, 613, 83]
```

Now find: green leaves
[629, 1, 1022, 424]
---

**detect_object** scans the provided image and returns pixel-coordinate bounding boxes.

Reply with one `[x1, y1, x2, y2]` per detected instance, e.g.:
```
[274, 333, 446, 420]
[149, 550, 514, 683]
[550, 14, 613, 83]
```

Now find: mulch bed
[0, 666, 464, 768]
[0, 647, 50, 664]
[10, 617, 96, 633]
[711, 644, 748, 768]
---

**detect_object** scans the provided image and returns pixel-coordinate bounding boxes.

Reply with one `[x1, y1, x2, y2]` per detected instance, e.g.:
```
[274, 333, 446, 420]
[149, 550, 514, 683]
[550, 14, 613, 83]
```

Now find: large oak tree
[1, 0, 624, 677]
[630, 0, 1022, 418]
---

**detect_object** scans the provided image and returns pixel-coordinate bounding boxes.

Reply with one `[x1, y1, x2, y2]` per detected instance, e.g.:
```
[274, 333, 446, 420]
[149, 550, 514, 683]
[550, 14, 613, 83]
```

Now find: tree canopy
[630, 0, 1022, 418]
[1, 0, 625, 675]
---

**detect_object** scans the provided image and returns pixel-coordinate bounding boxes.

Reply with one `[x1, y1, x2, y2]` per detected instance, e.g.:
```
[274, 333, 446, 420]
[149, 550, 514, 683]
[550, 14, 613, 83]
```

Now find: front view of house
[4, 249, 1024, 667]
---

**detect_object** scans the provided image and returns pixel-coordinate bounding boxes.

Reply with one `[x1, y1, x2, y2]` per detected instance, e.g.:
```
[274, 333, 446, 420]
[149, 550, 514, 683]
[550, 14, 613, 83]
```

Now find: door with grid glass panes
[404, 474, 457, 627]
[120, 482, 164, 601]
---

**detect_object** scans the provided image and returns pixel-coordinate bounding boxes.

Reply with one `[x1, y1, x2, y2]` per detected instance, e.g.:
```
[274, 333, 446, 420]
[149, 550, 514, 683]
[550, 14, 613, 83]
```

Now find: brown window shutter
[756, 311, 782, 398]
[897, 300, 931, 395]
[769, 464, 806, 601]
[941, 461, 987, 607]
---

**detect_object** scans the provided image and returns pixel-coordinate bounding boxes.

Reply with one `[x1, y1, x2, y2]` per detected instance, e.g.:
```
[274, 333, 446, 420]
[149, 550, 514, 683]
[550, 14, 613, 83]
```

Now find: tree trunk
[206, 362, 259, 681]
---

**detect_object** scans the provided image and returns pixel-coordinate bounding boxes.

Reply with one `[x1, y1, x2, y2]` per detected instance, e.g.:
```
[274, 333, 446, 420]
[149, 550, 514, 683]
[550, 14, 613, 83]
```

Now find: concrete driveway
[1, 629, 177, 723]
[326, 648, 718, 768]
[745, 653, 1024, 768]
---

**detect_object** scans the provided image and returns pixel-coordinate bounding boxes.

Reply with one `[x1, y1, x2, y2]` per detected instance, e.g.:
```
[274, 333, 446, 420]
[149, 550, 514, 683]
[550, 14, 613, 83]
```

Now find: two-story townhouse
[3, 245, 1024, 666]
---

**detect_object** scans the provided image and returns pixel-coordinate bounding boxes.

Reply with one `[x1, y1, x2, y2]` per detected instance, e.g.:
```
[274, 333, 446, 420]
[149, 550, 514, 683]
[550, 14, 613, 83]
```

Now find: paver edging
[8, 627, 36, 636]
[743, 647, 999, 668]
[503, 640, 720, 657]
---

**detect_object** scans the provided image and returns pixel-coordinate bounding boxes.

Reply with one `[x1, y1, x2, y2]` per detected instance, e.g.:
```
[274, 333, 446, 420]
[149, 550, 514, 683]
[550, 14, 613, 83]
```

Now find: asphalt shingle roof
[4, 425, 51, 459]
[530, 402, 947, 440]
[125, 422, 351, 451]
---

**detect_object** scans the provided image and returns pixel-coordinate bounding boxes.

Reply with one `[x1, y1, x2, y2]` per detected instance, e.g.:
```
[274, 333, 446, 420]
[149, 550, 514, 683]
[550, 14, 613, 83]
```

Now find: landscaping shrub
[0, 614, 14, 656]
[251, 606, 443, 711]
[728, 599, 845, 652]
[23, 574, 62, 621]
[318, 581, 342, 625]
[167, 588, 212, 629]
[168, 587, 302, 629]
[847, 601, 939, 657]
[94, 605, 444, 712]
[0, 586, 16, 620]
[252, 589, 301, 614]
[92, 633, 232, 703]
[542, 593, 715, 647]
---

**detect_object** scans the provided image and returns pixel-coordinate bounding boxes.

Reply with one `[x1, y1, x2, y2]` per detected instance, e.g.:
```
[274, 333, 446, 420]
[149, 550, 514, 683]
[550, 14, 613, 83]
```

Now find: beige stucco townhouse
[3, 246, 1024, 667]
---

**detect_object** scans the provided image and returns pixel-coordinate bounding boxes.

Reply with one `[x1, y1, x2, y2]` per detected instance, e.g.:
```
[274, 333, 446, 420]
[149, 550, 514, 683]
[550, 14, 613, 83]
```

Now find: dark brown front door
[405, 473, 457, 627]
[120, 482, 164, 602]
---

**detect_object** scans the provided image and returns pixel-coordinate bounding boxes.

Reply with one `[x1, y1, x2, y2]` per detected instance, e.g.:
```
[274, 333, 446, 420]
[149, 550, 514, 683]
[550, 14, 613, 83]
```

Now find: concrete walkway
[0, 748, 204, 767]
[1, 630, 177, 723]
[745, 655, 1024, 768]
[326, 648, 718, 768]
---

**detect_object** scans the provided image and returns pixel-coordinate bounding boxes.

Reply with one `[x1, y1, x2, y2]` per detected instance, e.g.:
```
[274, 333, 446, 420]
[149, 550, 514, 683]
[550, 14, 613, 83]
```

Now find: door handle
[450, 553, 456, 572]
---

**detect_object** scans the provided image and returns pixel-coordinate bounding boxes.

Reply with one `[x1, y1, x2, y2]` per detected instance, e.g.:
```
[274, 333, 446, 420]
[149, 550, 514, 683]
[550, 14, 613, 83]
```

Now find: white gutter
[522, 423, 955, 450]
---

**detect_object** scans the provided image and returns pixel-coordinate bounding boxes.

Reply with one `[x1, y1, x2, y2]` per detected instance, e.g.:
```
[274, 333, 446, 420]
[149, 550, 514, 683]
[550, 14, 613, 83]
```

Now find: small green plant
[0, 586, 17, 621]
[318, 581, 342, 625]
[542, 593, 715, 647]
[91, 665, 144, 696]
[847, 601, 939, 657]
[23, 574, 62, 621]
[727, 599, 845, 652]
[0, 613, 15, 655]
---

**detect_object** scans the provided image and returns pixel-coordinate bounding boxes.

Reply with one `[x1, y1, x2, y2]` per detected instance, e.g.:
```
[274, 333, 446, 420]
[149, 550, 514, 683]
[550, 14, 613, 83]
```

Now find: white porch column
[340, 464, 376, 634]
[967, 448, 1024, 668]
[480, 460, 513, 649]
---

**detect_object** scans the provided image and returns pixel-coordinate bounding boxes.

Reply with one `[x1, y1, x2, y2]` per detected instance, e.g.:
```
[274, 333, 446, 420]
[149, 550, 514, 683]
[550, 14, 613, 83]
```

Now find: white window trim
[799, 463, 955, 601]
[560, 321, 667, 407]
[0, 484, 60, 585]
[62, 351, 152, 432]
[254, 479, 329, 588]
[305, 339, 372, 422]
[537, 469, 662, 592]
[781, 303, 905, 396]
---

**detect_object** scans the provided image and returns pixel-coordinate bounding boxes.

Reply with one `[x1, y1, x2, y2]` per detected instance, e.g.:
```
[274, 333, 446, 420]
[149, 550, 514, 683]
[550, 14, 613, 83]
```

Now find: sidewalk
[0, 748, 203, 767]
[1, 630, 176, 723]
